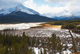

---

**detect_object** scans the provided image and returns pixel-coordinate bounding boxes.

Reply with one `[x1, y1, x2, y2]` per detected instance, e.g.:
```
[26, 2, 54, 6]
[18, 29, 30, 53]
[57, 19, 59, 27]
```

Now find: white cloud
[24, 0, 80, 17]
[45, 0, 72, 3]
[0, 0, 26, 9]
[23, 0, 37, 10]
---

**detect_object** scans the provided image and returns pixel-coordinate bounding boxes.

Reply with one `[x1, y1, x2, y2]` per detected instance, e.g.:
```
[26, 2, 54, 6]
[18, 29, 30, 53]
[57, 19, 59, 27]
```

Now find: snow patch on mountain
[15, 4, 39, 15]
[0, 4, 39, 15]
[0, 8, 15, 15]
[43, 10, 80, 20]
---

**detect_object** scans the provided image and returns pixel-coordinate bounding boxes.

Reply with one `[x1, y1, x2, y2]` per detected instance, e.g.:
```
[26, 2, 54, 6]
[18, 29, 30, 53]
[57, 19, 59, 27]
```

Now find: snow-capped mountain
[43, 10, 80, 20]
[0, 11, 55, 23]
[0, 4, 55, 23]
[0, 4, 39, 16]
[0, 8, 15, 15]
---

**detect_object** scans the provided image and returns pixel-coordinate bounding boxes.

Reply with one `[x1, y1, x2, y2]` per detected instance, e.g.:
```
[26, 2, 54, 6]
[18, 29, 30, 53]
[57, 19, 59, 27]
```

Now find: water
[0, 23, 42, 30]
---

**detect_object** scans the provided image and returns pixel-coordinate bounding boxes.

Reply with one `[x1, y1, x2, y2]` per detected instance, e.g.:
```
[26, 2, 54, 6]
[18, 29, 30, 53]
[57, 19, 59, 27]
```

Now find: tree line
[0, 31, 79, 54]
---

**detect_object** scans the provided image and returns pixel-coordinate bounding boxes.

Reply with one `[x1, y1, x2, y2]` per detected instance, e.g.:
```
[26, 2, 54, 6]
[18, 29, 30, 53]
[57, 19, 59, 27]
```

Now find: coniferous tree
[44, 48, 47, 54]
[57, 37, 63, 54]
[32, 37, 36, 47]
[40, 49, 43, 54]
[51, 34, 57, 54]
[0, 44, 6, 54]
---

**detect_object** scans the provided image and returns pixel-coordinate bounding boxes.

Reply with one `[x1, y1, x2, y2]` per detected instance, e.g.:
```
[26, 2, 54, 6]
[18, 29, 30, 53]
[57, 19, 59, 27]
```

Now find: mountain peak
[0, 4, 39, 16]
[15, 4, 39, 15]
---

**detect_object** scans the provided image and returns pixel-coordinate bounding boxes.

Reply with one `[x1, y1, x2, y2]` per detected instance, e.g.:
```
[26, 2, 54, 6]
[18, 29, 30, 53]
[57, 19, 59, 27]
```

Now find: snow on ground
[0, 23, 42, 30]
[34, 47, 71, 54]
[63, 50, 71, 54]
[34, 48, 43, 54]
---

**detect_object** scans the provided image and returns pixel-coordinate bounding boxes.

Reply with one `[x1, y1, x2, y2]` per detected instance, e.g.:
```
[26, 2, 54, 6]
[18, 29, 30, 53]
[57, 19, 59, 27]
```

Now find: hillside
[0, 11, 55, 23]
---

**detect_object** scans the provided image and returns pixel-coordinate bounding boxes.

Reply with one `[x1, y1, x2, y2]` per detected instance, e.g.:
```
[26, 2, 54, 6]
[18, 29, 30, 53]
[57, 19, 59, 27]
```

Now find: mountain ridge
[0, 11, 55, 23]
[0, 4, 39, 16]
[0, 4, 55, 23]
[53, 16, 80, 20]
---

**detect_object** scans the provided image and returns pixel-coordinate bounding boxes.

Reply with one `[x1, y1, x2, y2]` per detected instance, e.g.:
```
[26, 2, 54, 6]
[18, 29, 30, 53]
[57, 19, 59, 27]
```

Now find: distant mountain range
[0, 4, 80, 23]
[0, 4, 55, 23]
[53, 16, 80, 20]
[43, 10, 80, 20]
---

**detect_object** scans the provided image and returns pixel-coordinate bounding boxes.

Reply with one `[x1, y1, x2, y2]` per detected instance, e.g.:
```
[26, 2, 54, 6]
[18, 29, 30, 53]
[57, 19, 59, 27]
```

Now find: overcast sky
[0, 0, 80, 17]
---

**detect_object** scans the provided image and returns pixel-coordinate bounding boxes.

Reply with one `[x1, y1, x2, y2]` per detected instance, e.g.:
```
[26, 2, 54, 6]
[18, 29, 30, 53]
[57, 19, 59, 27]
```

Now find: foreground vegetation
[0, 31, 80, 54]
[0, 32, 62, 54]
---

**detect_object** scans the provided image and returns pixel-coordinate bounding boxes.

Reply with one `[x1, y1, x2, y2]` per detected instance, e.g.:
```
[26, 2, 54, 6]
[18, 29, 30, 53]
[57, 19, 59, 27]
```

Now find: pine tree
[44, 48, 47, 54]
[32, 37, 36, 47]
[57, 37, 63, 54]
[51, 34, 57, 54]
[37, 38, 40, 46]
[40, 49, 43, 54]
[21, 32, 29, 54]
[0, 44, 6, 54]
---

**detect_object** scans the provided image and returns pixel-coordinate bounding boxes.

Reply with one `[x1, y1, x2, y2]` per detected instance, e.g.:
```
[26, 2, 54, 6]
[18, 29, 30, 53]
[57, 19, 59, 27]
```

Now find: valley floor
[0, 23, 80, 54]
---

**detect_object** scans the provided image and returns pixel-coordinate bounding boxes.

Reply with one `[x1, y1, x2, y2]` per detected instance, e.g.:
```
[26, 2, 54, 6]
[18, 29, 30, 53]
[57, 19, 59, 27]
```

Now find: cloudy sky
[0, 0, 80, 17]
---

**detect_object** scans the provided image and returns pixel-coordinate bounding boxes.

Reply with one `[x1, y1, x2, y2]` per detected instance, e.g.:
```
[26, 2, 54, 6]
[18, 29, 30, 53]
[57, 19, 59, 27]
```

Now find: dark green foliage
[61, 23, 76, 29]
[0, 32, 35, 54]
[0, 44, 6, 54]
[0, 31, 64, 54]
[32, 37, 36, 47]
[46, 34, 63, 54]
[0, 29, 80, 54]
[77, 26, 80, 29]
[3, 28, 17, 31]
[44, 48, 47, 54]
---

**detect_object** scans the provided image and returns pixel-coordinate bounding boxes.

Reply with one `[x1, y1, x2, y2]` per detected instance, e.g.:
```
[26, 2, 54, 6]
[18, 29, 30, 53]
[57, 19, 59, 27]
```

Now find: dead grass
[42, 24, 61, 29]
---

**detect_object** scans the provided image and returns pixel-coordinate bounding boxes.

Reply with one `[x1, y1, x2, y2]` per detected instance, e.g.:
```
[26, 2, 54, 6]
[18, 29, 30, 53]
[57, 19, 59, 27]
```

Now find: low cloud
[0, 0, 26, 9]
[24, 0, 80, 17]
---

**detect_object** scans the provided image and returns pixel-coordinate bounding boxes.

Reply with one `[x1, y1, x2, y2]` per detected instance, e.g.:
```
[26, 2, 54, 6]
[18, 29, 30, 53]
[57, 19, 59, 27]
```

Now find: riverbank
[42, 24, 61, 29]
[0, 23, 62, 30]
[0, 23, 42, 30]
[31, 24, 61, 29]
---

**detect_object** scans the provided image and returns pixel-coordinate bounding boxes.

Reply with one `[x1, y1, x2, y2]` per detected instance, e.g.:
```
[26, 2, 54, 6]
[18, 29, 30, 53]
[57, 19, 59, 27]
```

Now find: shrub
[61, 23, 76, 29]
[77, 26, 80, 29]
